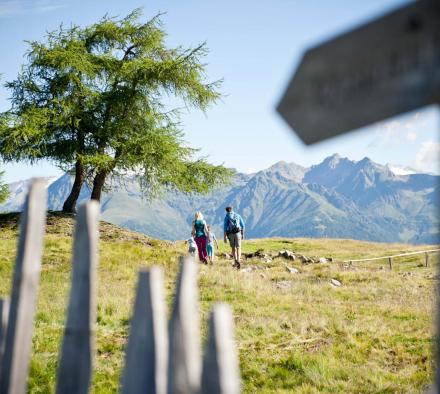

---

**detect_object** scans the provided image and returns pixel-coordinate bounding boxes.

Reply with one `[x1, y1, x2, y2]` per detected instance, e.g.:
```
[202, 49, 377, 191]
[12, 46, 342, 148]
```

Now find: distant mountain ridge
[1, 155, 438, 244]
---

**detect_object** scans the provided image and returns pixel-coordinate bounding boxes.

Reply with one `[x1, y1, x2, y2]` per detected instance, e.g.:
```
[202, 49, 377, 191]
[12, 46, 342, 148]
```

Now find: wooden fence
[0, 179, 240, 394]
[344, 249, 440, 270]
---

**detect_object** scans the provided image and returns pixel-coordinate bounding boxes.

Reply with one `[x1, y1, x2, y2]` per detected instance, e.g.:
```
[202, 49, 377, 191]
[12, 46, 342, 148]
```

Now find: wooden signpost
[277, 0, 440, 145]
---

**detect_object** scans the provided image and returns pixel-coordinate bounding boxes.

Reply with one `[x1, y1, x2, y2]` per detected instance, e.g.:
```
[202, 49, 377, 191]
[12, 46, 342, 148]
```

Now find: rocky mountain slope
[1, 155, 438, 243]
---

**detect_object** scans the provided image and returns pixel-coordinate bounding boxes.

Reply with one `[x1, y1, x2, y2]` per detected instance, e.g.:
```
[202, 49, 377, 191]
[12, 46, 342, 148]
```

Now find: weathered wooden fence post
[121, 267, 168, 394]
[201, 303, 240, 394]
[388, 257, 393, 270]
[56, 201, 99, 394]
[0, 299, 10, 370]
[0, 179, 47, 394]
[0, 183, 242, 393]
[425, 252, 429, 267]
[167, 256, 201, 394]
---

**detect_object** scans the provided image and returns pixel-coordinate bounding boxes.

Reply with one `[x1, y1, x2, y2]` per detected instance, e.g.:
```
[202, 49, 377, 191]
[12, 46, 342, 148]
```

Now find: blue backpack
[227, 213, 241, 234]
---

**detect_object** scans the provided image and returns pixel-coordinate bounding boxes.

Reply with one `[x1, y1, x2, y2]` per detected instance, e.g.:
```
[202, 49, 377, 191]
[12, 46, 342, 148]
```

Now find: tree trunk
[62, 160, 85, 213]
[90, 170, 107, 202]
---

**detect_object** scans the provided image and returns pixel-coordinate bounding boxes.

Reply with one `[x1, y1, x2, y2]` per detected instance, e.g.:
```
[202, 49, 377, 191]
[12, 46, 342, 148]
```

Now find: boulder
[319, 257, 327, 264]
[285, 266, 299, 274]
[244, 249, 269, 259]
[276, 280, 293, 290]
[301, 256, 313, 264]
[298, 255, 308, 263]
[278, 250, 296, 260]
[330, 278, 342, 287]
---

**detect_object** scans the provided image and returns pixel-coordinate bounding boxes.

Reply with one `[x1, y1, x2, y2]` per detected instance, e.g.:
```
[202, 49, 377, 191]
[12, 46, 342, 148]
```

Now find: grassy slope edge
[0, 212, 437, 393]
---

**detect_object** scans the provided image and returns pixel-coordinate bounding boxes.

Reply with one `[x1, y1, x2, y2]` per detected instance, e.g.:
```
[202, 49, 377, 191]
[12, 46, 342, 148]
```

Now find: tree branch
[122, 44, 137, 61]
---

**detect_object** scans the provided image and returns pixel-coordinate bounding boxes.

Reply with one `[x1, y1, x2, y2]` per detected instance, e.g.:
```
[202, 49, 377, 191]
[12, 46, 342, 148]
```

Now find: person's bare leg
[231, 247, 236, 261]
[234, 247, 240, 268]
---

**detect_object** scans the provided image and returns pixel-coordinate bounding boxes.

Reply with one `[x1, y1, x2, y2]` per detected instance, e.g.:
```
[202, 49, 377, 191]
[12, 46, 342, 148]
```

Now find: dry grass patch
[0, 213, 437, 393]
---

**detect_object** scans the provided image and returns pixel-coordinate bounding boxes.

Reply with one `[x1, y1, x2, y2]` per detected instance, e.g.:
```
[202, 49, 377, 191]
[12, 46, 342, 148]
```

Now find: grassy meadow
[0, 212, 437, 393]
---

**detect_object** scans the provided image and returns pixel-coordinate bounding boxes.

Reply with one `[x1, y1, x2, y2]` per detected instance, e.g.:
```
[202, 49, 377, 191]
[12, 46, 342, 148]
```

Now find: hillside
[1, 155, 438, 244]
[0, 214, 436, 393]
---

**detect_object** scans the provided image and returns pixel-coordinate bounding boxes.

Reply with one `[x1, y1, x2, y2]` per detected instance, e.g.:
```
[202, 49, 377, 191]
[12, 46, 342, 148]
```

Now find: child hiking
[186, 235, 197, 256]
[192, 211, 208, 264]
[206, 225, 219, 263]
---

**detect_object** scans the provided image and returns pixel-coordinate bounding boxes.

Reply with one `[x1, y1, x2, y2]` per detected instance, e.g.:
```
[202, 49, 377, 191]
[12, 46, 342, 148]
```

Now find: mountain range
[1, 154, 438, 244]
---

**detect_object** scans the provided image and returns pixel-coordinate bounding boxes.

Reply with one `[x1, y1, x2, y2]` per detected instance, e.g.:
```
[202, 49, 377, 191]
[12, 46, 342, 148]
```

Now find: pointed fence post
[121, 267, 168, 394]
[167, 256, 201, 394]
[0, 299, 10, 370]
[56, 201, 100, 394]
[201, 303, 240, 394]
[0, 179, 47, 394]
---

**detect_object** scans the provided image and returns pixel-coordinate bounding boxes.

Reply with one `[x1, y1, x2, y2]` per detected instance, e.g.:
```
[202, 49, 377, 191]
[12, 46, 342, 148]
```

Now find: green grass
[0, 213, 437, 393]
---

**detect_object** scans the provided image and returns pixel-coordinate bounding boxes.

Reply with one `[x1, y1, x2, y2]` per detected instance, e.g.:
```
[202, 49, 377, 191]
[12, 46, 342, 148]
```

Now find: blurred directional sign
[277, 0, 440, 145]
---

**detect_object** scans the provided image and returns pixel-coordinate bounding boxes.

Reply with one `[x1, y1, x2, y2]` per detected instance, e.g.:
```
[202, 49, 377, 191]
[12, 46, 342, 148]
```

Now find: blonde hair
[194, 211, 204, 221]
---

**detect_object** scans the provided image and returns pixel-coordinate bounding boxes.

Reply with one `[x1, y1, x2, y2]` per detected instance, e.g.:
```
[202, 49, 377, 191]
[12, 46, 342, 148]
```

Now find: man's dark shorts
[227, 232, 242, 248]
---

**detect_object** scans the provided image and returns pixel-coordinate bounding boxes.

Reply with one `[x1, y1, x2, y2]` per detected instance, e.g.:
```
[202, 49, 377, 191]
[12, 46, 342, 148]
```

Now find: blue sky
[1, 0, 438, 182]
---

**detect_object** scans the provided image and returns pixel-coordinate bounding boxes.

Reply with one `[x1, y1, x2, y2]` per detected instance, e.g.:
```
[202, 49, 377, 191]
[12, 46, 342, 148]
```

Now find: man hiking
[223, 206, 245, 269]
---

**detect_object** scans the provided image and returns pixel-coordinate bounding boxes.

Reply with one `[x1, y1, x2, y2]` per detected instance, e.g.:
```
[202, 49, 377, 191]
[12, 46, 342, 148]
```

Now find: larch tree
[0, 170, 8, 204]
[0, 10, 232, 212]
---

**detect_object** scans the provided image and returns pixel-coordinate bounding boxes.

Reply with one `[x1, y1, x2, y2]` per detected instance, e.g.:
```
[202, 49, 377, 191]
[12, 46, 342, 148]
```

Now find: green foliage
[0, 9, 232, 199]
[0, 170, 9, 203]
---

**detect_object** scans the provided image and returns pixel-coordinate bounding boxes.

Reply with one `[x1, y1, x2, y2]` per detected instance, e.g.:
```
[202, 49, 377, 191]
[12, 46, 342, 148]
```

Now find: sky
[0, 0, 439, 183]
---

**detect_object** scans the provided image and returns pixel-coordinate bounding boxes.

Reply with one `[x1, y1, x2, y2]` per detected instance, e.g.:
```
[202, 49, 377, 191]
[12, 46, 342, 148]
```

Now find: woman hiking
[192, 211, 209, 264]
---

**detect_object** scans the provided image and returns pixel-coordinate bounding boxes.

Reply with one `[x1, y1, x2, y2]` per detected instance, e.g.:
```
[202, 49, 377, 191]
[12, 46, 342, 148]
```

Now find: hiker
[206, 225, 219, 263]
[223, 206, 245, 269]
[192, 211, 208, 264]
[186, 235, 197, 257]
